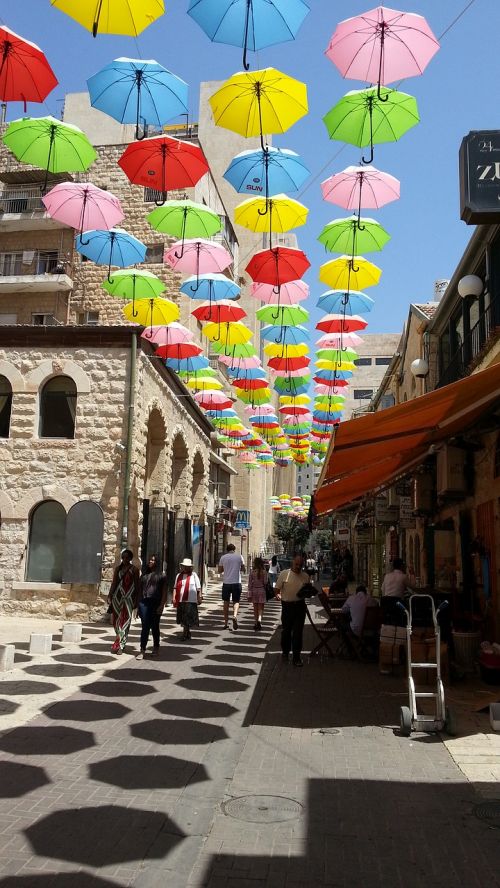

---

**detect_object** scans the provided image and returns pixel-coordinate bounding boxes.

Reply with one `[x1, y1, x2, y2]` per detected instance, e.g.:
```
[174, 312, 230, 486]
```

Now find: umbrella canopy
[316, 289, 374, 315]
[146, 322, 192, 346]
[268, 355, 310, 372]
[42, 182, 124, 234]
[224, 146, 309, 197]
[147, 199, 221, 242]
[118, 135, 208, 198]
[179, 366, 217, 379]
[235, 194, 308, 233]
[168, 356, 210, 373]
[186, 376, 223, 391]
[50, 0, 165, 36]
[219, 354, 261, 370]
[123, 296, 179, 327]
[202, 321, 253, 344]
[192, 300, 246, 323]
[0, 25, 58, 107]
[156, 342, 202, 359]
[319, 255, 381, 290]
[323, 86, 419, 164]
[279, 394, 310, 405]
[209, 68, 308, 150]
[264, 342, 309, 358]
[180, 274, 240, 301]
[316, 314, 368, 334]
[326, 5, 439, 89]
[273, 376, 310, 393]
[188, 0, 309, 69]
[246, 247, 310, 286]
[75, 228, 146, 280]
[211, 341, 257, 358]
[102, 268, 165, 313]
[261, 324, 309, 345]
[2, 116, 96, 187]
[317, 347, 358, 362]
[233, 377, 269, 390]
[278, 404, 310, 416]
[321, 164, 400, 210]
[195, 390, 233, 410]
[317, 332, 364, 348]
[227, 366, 266, 380]
[315, 369, 353, 381]
[164, 239, 232, 275]
[251, 279, 308, 304]
[257, 304, 308, 326]
[316, 360, 356, 372]
[318, 215, 390, 254]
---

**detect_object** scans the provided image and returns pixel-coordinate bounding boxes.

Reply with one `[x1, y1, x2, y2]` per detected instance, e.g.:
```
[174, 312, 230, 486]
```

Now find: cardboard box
[380, 624, 406, 641]
[379, 640, 405, 673]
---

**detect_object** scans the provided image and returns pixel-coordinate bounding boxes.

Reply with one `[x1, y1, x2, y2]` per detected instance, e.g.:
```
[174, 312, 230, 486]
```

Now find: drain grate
[473, 801, 500, 829]
[222, 794, 303, 824]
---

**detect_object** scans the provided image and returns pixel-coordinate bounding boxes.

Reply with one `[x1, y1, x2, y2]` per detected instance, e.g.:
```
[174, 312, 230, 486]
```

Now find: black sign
[460, 130, 500, 223]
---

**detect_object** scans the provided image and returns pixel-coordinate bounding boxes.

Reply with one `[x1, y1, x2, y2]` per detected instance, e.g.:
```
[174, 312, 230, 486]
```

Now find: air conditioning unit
[220, 498, 233, 510]
[437, 445, 467, 497]
[413, 474, 434, 514]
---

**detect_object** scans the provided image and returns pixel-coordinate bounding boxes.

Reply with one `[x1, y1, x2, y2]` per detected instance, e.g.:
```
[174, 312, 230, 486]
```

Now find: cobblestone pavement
[0, 587, 499, 888]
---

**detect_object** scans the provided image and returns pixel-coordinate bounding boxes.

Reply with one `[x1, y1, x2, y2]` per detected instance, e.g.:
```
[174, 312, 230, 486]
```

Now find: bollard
[29, 634, 52, 655]
[62, 623, 82, 643]
[0, 644, 15, 672]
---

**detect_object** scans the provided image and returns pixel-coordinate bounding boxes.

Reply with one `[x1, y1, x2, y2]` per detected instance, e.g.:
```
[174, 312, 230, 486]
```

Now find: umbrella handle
[362, 96, 375, 165]
[242, 0, 252, 70]
[377, 84, 389, 103]
[361, 144, 374, 165]
[174, 210, 188, 259]
[154, 194, 167, 207]
[92, 0, 103, 36]
[376, 25, 389, 103]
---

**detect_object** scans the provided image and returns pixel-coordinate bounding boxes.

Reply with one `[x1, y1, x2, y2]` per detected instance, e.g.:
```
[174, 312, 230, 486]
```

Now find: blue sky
[2, 1, 495, 335]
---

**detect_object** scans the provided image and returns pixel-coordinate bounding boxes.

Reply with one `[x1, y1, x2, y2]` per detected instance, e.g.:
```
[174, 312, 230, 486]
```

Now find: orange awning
[316, 361, 500, 515]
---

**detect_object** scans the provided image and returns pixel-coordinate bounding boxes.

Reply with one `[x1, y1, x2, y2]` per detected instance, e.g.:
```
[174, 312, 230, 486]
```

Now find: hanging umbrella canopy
[205, 408, 238, 418]
[145, 322, 192, 346]
[224, 146, 309, 196]
[123, 296, 179, 327]
[192, 300, 246, 324]
[316, 360, 356, 372]
[168, 356, 210, 373]
[227, 366, 266, 380]
[0, 25, 58, 107]
[211, 341, 257, 358]
[321, 164, 400, 210]
[50, 0, 165, 36]
[209, 68, 308, 151]
[233, 377, 269, 390]
[246, 247, 310, 285]
[326, 5, 440, 88]
[278, 404, 310, 416]
[75, 228, 146, 281]
[235, 194, 308, 233]
[273, 375, 310, 393]
[269, 366, 308, 378]
[219, 355, 261, 371]
[42, 181, 124, 234]
[316, 314, 368, 334]
[313, 376, 349, 388]
[264, 342, 309, 358]
[147, 199, 222, 239]
[202, 320, 253, 344]
[118, 135, 208, 199]
[251, 279, 308, 304]
[102, 268, 165, 314]
[187, 376, 223, 391]
[268, 355, 310, 372]
[156, 342, 203, 359]
[180, 274, 240, 302]
[261, 324, 309, 345]
[319, 255, 381, 290]
[195, 390, 234, 410]
[318, 215, 390, 254]
[257, 304, 308, 326]
[317, 331, 364, 348]
[317, 347, 358, 362]
[164, 239, 232, 275]
[279, 394, 310, 405]
[316, 289, 374, 315]
[2, 116, 97, 185]
[314, 369, 353, 381]
[238, 387, 272, 403]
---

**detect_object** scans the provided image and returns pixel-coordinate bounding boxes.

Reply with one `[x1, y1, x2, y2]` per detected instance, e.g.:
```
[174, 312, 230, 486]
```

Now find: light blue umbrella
[166, 356, 210, 373]
[205, 408, 238, 418]
[227, 367, 267, 380]
[180, 273, 240, 301]
[75, 229, 146, 281]
[87, 58, 188, 140]
[187, 0, 310, 69]
[313, 411, 343, 422]
[223, 147, 309, 199]
[314, 369, 353, 381]
[261, 324, 309, 345]
[316, 289, 375, 315]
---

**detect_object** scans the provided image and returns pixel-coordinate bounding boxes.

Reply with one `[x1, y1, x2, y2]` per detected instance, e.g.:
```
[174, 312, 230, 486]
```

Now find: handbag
[265, 577, 275, 601]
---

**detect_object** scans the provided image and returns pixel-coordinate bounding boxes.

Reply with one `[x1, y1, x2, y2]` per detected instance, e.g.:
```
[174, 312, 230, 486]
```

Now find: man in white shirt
[381, 558, 410, 598]
[341, 584, 373, 637]
[275, 553, 311, 666]
[218, 543, 245, 630]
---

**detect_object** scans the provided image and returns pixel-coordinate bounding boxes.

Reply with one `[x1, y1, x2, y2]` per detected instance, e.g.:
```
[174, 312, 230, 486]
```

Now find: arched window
[26, 500, 66, 582]
[39, 376, 77, 438]
[0, 375, 12, 438]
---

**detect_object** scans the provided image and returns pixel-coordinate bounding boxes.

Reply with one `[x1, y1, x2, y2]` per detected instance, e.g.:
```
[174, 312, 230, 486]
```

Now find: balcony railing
[438, 299, 499, 388]
[0, 186, 45, 214]
[0, 251, 69, 276]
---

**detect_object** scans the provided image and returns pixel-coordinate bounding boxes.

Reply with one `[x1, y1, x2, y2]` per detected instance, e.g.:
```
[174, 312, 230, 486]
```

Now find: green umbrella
[323, 86, 419, 164]
[147, 199, 222, 258]
[210, 341, 257, 358]
[318, 215, 390, 254]
[317, 348, 358, 363]
[2, 116, 97, 189]
[274, 374, 310, 392]
[178, 367, 217, 379]
[102, 269, 165, 314]
[256, 304, 309, 325]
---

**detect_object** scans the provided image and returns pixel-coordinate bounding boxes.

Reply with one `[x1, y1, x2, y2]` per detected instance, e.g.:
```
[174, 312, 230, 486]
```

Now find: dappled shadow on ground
[103, 667, 170, 683]
[89, 754, 209, 790]
[154, 698, 237, 719]
[177, 677, 249, 694]
[215, 643, 265, 654]
[0, 725, 94, 756]
[53, 653, 115, 665]
[130, 718, 228, 745]
[208, 653, 264, 664]
[81, 681, 156, 698]
[192, 663, 257, 678]
[0, 681, 59, 696]
[24, 664, 92, 678]
[0, 699, 19, 716]
[25, 805, 184, 867]
[43, 700, 131, 722]
[0, 874, 124, 887]
[0, 761, 50, 798]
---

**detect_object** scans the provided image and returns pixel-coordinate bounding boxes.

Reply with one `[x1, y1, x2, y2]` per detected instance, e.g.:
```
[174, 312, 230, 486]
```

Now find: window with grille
[353, 388, 373, 399]
[375, 357, 392, 366]
[144, 187, 164, 203]
[354, 357, 371, 366]
[39, 376, 77, 439]
[77, 311, 100, 326]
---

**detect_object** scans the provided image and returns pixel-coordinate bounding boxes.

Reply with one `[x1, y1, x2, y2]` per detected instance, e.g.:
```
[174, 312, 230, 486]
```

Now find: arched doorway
[0, 374, 12, 438]
[26, 500, 66, 582]
[171, 433, 189, 511]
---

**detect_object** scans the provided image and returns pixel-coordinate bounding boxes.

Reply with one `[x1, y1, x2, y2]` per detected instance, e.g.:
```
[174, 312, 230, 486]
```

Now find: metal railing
[0, 186, 45, 214]
[438, 299, 499, 387]
[0, 250, 69, 276]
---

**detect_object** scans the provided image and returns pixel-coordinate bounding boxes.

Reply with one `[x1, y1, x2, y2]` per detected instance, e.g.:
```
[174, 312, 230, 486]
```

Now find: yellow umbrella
[202, 321, 253, 345]
[235, 194, 308, 233]
[50, 0, 164, 36]
[209, 68, 308, 150]
[316, 360, 356, 371]
[319, 255, 381, 290]
[264, 342, 309, 357]
[279, 394, 311, 405]
[123, 297, 179, 327]
[187, 377, 223, 391]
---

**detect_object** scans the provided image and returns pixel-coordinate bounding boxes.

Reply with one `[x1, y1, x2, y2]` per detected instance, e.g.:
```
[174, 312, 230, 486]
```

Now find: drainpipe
[121, 331, 137, 549]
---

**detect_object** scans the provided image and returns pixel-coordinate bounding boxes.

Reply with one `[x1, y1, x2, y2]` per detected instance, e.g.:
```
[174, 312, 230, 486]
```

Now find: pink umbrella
[315, 383, 348, 396]
[317, 314, 368, 334]
[219, 355, 262, 370]
[244, 404, 275, 415]
[321, 165, 400, 211]
[268, 366, 309, 378]
[164, 238, 232, 274]
[143, 322, 192, 346]
[317, 332, 364, 347]
[250, 280, 309, 304]
[326, 5, 440, 97]
[42, 182, 124, 235]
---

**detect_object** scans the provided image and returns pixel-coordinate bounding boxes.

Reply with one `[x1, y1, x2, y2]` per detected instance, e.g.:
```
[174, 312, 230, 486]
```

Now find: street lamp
[411, 358, 429, 378]
[458, 274, 483, 299]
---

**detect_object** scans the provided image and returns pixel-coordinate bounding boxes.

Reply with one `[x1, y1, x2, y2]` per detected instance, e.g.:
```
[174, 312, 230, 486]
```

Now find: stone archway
[191, 451, 206, 520]
[171, 432, 189, 513]
[145, 408, 167, 503]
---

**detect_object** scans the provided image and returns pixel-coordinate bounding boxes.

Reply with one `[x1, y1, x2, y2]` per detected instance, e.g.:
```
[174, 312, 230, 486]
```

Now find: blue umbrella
[223, 147, 309, 199]
[313, 411, 343, 422]
[87, 58, 188, 141]
[206, 408, 238, 418]
[316, 289, 375, 315]
[227, 367, 267, 380]
[261, 324, 309, 345]
[314, 369, 354, 381]
[249, 414, 279, 424]
[188, 0, 310, 69]
[75, 229, 146, 281]
[180, 273, 240, 301]
[166, 356, 210, 373]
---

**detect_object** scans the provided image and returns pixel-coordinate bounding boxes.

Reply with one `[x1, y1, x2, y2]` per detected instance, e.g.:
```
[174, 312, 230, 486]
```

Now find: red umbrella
[316, 313, 368, 333]
[278, 405, 310, 416]
[156, 342, 203, 359]
[118, 135, 209, 203]
[246, 247, 310, 286]
[195, 391, 233, 410]
[313, 376, 349, 388]
[232, 378, 270, 390]
[268, 355, 310, 372]
[0, 26, 58, 109]
[191, 300, 246, 324]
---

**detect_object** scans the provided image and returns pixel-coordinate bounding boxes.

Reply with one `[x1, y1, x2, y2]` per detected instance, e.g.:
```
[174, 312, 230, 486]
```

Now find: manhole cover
[222, 794, 303, 823]
[473, 801, 500, 829]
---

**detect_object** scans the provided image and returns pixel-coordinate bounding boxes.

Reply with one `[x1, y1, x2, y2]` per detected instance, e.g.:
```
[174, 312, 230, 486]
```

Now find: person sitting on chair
[341, 584, 373, 637]
[329, 572, 348, 597]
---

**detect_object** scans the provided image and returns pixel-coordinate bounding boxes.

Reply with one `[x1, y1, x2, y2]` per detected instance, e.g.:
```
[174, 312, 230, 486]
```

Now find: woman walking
[268, 554, 281, 589]
[136, 554, 166, 660]
[170, 557, 202, 640]
[248, 556, 268, 632]
[108, 549, 140, 655]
